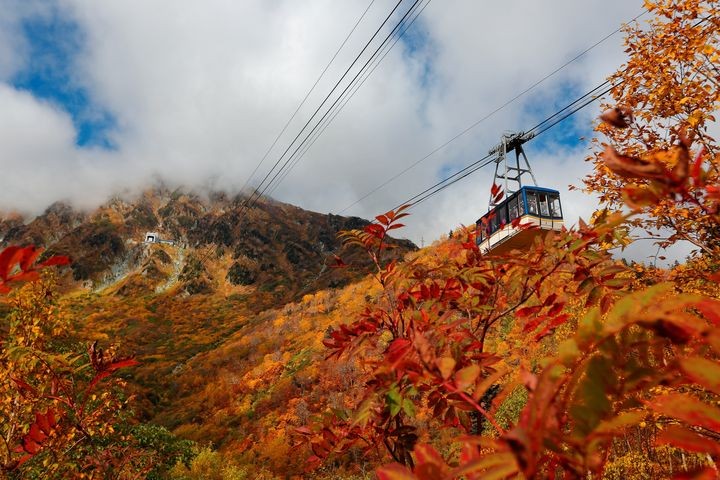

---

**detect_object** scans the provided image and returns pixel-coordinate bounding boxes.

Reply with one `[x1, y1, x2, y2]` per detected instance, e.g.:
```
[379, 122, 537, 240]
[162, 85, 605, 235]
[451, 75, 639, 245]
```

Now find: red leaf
[696, 299, 720, 326]
[647, 393, 720, 432]
[376, 214, 390, 226]
[377, 463, 418, 480]
[516, 305, 542, 318]
[86, 371, 112, 393]
[28, 424, 47, 443]
[311, 442, 329, 458]
[365, 223, 386, 239]
[414, 443, 446, 466]
[21, 438, 41, 455]
[105, 358, 140, 372]
[19, 246, 43, 272]
[543, 293, 557, 307]
[690, 145, 705, 185]
[523, 315, 546, 333]
[15, 454, 32, 468]
[387, 338, 413, 367]
[38, 255, 71, 268]
[657, 425, 720, 455]
[622, 185, 660, 209]
[0, 246, 22, 281]
[603, 146, 668, 181]
[679, 357, 720, 395]
[36, 408, 57, 435]
[11, 377, 38, 397]
[547, 301, 565, 317]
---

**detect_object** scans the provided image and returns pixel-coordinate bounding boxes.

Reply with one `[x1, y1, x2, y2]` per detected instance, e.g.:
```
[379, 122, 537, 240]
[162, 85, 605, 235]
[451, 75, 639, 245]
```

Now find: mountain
[0, 188, 415, 299]
[0, 188, 417, 475]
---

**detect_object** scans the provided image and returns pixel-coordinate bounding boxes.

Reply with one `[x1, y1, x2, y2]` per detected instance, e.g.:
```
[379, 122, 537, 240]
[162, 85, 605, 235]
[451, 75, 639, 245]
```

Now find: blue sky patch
[11, 6, 116, 149]
[521, 81, 593, 153]
[399, 11, 435, 91]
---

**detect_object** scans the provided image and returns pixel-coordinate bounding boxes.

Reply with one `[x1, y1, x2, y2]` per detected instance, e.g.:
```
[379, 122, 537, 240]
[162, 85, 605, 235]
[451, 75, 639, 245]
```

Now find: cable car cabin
[476, 186, 563, 255]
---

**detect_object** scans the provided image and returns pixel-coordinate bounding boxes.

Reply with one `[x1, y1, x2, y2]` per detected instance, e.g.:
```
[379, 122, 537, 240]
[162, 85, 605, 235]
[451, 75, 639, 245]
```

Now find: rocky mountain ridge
[0, 188, 416, 300]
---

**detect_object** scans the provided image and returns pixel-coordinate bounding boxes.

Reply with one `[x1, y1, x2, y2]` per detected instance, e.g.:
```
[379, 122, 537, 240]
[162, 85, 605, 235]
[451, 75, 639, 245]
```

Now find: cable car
[475, 132, 564, 255]
[476, 186, 563, 254]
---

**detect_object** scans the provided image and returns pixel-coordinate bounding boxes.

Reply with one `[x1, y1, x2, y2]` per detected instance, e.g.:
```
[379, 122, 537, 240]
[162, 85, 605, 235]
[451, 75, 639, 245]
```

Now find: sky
[0, 0, 696, 263]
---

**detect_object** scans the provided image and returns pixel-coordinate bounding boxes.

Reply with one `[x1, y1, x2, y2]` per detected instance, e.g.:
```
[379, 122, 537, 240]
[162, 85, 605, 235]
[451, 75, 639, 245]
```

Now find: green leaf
[455, 365, 481, 391]
[648, 393, 720, 432]
[386, 387, 402, 417]
[402, 398, 416, 418]
[680, 357, 720, 395]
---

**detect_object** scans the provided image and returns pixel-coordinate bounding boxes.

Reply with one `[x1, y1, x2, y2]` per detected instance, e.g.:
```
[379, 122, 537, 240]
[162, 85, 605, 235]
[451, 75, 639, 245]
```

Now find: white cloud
[3, 0, 676, 259]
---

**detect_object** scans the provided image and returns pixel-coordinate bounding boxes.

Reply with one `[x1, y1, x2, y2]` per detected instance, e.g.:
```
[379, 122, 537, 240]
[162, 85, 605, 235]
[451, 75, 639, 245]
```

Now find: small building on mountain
[144, 232, 175, 246]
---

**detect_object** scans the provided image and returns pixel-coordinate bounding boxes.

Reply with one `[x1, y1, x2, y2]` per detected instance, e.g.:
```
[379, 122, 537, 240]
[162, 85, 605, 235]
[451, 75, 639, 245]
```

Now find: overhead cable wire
[242, 0, 409, 210]
[336, 9, 647, 215]
[266, 0, 435, 198]
[238, 0, 378, 197]
[247, 0, 427, 209]
[395, 81, 619, 212]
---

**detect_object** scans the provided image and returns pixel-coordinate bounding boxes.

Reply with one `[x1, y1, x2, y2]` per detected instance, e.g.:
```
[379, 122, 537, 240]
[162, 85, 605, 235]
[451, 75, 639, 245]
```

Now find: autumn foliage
[0, 247, 145, 478]
[0, 1, 718, 479]
[300, 1, 720, 478]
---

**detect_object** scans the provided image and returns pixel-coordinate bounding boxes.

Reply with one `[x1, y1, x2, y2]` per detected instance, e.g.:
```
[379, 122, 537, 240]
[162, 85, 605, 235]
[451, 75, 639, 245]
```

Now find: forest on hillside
[1, 0, 720, 478]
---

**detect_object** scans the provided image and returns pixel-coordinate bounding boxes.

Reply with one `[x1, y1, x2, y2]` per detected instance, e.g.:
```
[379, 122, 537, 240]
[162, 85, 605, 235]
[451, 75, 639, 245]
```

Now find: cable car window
[490, 210, 499, 233]
[550, 195, 562, 219]
[526, 191, 538, 215]
[538, 194, 549, 216]
[497, 204, 508, 227]
[509, 194, 522, 220]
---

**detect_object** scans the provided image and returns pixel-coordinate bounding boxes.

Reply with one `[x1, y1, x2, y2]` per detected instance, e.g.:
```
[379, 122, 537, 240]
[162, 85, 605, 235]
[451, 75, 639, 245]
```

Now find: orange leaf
[455, 365, 481, 391]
